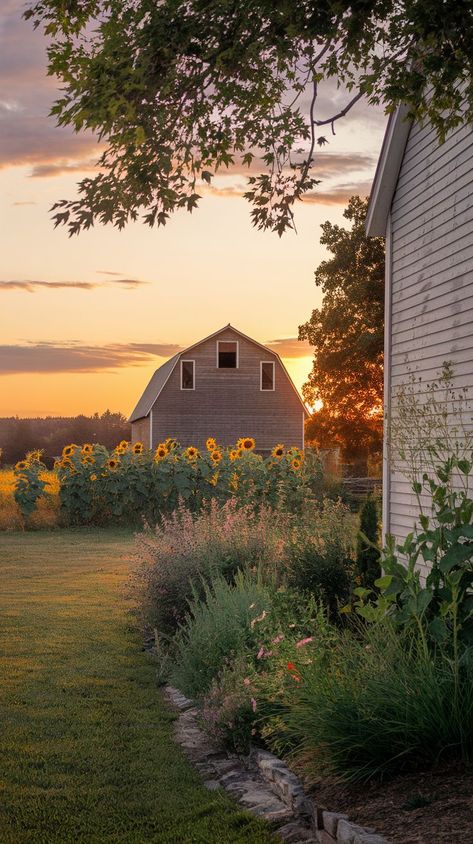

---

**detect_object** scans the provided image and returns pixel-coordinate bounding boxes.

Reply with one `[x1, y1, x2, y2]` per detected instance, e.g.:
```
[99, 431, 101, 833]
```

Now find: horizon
[0, 1, 387, 418]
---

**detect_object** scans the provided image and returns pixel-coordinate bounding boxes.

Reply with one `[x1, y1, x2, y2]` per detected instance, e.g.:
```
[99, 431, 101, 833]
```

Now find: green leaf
[439, 542, 473, 572]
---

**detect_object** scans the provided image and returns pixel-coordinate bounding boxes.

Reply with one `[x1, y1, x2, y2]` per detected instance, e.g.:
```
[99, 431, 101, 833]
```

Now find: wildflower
[210, 449, 222, 464]
[272, 634, 285, 644]
[206, 437, 217, 451]
[291, 674, 301, 682]
[15, 460, 28, 472]
[251, 698, 257, 713]
[296, 637, 313, 649]
[256, 646, 265, 660]
[106, 457, 120, 470]
[132, 442, 144, 455]
[184, 446, 199, 460]
[250, 609, 267, 628]
[81, 444, 93, 455]
[243, 678, 251, 686]
[287, 662, 295, 671]
[271, 443, 285, 458]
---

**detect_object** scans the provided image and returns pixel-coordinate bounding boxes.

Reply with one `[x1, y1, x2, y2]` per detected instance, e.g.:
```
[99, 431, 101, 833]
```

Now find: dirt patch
[309, 762, 473, 843]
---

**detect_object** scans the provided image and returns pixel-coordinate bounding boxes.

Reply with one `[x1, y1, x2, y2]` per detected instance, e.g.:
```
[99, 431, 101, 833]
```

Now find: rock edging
[164, 686, 389, 844]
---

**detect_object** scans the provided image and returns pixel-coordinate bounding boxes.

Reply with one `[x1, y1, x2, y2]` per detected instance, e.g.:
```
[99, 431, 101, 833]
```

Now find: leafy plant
[13, 451, 48, 519]
[355, 496, 381, 589]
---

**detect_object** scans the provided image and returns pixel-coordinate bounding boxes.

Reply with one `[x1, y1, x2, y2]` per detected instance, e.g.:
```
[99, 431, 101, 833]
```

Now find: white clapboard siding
[387, 114, 473, 568]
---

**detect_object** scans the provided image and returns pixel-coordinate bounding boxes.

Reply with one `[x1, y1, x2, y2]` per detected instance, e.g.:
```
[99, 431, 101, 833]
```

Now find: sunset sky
[0, 0, 387, 418]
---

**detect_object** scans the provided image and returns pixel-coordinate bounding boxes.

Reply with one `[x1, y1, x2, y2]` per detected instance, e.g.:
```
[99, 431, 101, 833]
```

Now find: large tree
[26, 0, 473, 235]
[299, 196, 384, 461]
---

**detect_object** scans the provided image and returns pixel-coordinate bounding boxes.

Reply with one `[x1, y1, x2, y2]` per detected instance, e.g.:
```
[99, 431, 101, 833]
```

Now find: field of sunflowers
[3, 437, 320, 529]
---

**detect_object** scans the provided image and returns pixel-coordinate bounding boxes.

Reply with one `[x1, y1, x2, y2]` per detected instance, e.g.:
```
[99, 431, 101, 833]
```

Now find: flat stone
[353, 836, 387, 844]
[336, 821, 376, 844]
[323, 812, 349, 837]
[316, 830, 336, 844]
[203, 779, 220, 791]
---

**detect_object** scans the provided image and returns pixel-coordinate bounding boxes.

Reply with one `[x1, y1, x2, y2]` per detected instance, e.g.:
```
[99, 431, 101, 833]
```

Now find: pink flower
[251, 697, 257, 712]
[272, 634, 285, 644]
[296, 637, 313, 649]
[257, 646, 265, 660]
[243, 677, 251, 686]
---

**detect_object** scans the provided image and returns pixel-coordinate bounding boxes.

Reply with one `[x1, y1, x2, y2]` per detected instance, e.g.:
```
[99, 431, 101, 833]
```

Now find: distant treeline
[0, 412, 131, 467]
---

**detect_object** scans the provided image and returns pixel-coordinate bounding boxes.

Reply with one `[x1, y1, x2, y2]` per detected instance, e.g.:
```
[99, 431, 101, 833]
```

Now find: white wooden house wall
[367, 110, 473, 573]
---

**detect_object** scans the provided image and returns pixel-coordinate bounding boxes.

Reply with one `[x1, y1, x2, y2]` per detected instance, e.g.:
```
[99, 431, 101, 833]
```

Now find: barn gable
[129, 324, 308, 452]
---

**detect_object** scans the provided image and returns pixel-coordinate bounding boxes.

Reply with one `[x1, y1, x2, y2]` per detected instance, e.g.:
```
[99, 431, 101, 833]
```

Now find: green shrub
[171, 574, 270, 698]
[355, 496, 381, 589]
[286, 498, 354, 617]
[277, 621, 473, 782]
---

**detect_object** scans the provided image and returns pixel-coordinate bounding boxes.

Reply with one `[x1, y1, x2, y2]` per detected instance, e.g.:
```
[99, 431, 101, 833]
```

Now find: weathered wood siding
[387, 117, 473, 563]
[131, 416, 150, 448]
[149, 327, 305, 451]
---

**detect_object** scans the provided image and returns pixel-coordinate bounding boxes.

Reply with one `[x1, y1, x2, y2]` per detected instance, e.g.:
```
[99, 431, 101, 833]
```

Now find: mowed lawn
[0, 529, 276, 844]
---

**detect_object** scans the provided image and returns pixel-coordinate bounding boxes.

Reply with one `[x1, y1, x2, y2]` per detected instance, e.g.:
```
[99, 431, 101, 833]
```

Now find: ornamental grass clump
[132, 498, 289, 636]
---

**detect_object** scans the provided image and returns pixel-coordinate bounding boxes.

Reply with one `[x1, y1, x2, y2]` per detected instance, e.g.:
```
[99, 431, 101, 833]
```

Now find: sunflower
[208, 472, 219, 486]
[206, 437, 217, 452]
[291, 457, 302, 471]
[240, 437, 255, 452]
[184, 446, 199, 460]
[119, 440, 129, 450]
[82, 455, 94, 465]
[229, 449, 239, 462]
[132, 442, 144, 455]
[271, 443, 285, 458]
[165, 438, 178, 450]
[28, 449, 43, 462]
[210, 449, 222, 464]
[90, 473, 97, 482]
[62, 444, 78, 457]
[115, 445, 126, 455]
[15, 460, 28, 472]
[288, 446, 303, 459]
[60, 457, 74, 471]
[81, 443, 94, 455]
[154, 443, 168, 461]
[106, 457, 120, 470]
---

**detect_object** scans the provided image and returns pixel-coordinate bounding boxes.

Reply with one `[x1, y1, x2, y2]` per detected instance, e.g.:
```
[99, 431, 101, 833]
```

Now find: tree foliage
[25, 0, 473, 235]
[300, 196, 384, 459]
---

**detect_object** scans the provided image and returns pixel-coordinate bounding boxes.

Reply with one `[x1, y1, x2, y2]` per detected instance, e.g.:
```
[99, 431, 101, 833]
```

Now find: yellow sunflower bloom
[82, 455, 94, 465]
[208, 472, 219, 486]
[60, 457, 74, 471]
[206, 437, 217, 452]
[106, 457, 120, 470]
[62, 444, 78, 457]
[229, 449, 239, 461]
[184, 446, 199, 460]
[115, 445, 126, 455]
[291, 458, 302, 471]
[154, 444, 168, 461]
[271, 443, 285, 458]
[15, 460, 28, 472]
[240, 437, 255, 451]
[119, 440, 129, 450]
[90, 473, 97, 482]
[132, 442, 144, 455]
[28, 449, 43, 462]
[165, 437, 178, 450]
[81, 444, 94, 455]
[210, 449, 222, 464]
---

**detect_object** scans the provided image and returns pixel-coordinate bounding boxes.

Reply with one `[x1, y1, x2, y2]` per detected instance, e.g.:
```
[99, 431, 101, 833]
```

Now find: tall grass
[279, 621, 473, 782]
[171, 574, 270, 698]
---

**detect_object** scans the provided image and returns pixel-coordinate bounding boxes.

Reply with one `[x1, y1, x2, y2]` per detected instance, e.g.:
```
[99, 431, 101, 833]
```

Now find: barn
[366, 105, 473, 560]
[129, 324, 309, 454]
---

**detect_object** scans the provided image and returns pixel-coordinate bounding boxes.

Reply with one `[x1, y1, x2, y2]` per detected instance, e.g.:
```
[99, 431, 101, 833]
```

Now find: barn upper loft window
[261, 361, 275, 391]
[181, 359, 195, 390]
[217, 340, 238, 368]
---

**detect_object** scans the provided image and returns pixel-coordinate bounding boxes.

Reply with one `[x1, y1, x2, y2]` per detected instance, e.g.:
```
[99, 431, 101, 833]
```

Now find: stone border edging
[164, 686, 389, 844]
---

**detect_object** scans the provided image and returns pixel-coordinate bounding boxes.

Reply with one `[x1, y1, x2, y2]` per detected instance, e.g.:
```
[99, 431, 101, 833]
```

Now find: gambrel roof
[129, 324, 309, 422]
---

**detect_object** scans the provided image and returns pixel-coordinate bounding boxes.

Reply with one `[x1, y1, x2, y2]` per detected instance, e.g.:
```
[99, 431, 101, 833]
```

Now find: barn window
[217, 340, 238, 368]
[181, 359, 195, 390]
[260, 361, 275, 391]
